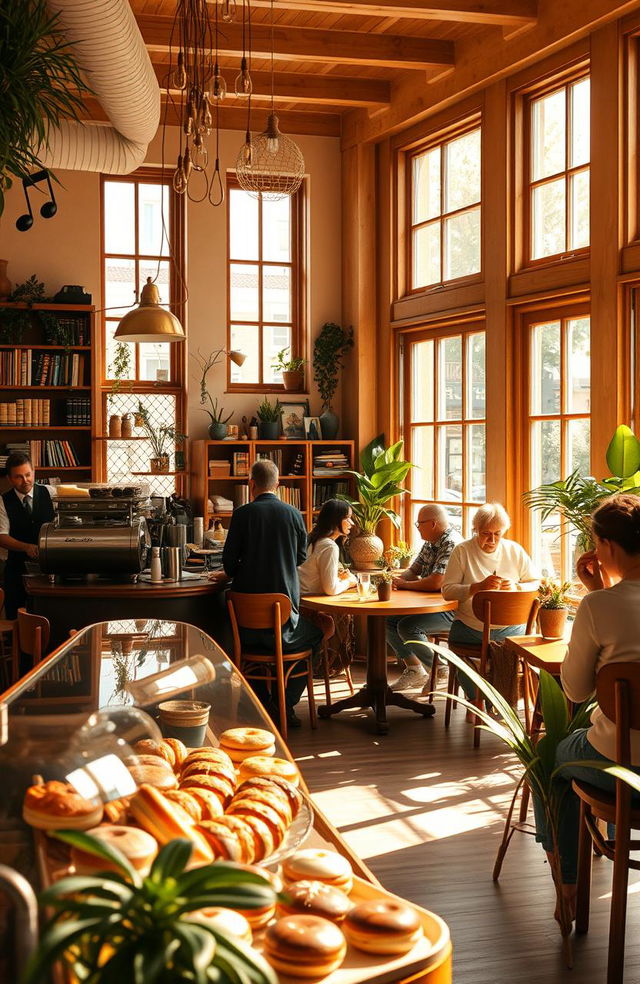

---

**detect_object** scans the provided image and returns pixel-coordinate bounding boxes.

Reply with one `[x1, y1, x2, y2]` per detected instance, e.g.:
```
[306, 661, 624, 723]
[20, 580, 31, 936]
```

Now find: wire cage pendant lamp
[235, 0, 305, 199]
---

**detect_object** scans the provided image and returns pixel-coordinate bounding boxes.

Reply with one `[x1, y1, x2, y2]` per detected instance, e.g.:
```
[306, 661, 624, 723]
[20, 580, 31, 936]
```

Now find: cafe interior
[1, 0, 640, 981]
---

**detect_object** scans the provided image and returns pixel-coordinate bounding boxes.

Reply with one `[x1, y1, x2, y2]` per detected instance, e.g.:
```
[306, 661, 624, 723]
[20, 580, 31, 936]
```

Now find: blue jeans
[448, 619, 526, 701]
[386, 610, 455, 669]
[533, 729, 640, 883]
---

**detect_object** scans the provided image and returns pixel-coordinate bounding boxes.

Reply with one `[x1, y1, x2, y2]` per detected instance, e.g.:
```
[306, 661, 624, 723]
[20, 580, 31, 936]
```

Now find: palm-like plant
[340, 434, 412, 534]
[24, 832, 278, 984]
[0, 0, 90, 215]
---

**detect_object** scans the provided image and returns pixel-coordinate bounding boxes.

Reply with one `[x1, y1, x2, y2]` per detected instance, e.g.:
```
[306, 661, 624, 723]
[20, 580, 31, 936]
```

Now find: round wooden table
[302, 590, 457, 734]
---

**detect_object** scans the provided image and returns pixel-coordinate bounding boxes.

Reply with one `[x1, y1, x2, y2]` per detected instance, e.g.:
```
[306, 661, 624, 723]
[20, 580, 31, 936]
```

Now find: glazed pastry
[215, 815, 256, 863]
[264, 915, 347, 978]
[182, 747, 234, 773]
[186, 787, 224, 821]
[195, 819, 245, 861]
[232, 780, 293, 824]
[219, 727, 277, 763]
[282, 849, 353, 894]
[267, 776, 304, 818]
[23, 781, 103, 831]
[162, 738, 188, 769]
[189, 907, 253, 944]
[277, 881, 352, 924]
[230, 811, 275, 862]
[237, 776, 302, 820]
[129, 762, 178, 792]
[180, 773, 235, 807]
[343, 900, 423, 954]
[129, 785, 212, 866]
[133, 739, 163, 758]
[71, 824, 157, 876]
[226, 797, 287, 847]
[163, 789, 202, 822]
[180, 759, 238, 788]
[237, 755, 300, 787]
[129, 754, 174, 772]
[103, 798, 130, 824]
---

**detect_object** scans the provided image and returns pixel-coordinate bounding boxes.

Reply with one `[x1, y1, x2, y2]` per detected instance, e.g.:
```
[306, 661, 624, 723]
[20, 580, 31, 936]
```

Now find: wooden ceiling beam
[82, 96, 342, 138]
[237, 0, 537, 27]
[152, 62, 390, 106]
[137, 14, 454, 69]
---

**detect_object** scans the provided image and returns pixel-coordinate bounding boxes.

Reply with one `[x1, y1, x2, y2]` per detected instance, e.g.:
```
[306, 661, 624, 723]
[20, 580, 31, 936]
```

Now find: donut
[164, 790, 202, 822]
[266, 776, 304, 818]
[162, 738, 188, 769]
[264, 915, 347, 978]
[180, 759, 238, 788]
[219, 727, 277, 763]
[182, 747, 234, 773]
[195, 819, 244, 862]
[129, 785, 212, 867]
[186, 787, 224, 821]
[277, 881, 352, 924]
[180, 773, 235, 807]
[237, 755, 300, 787]
[282, 849, 353, 894]
[129, 762, 178, 792]
[226, 797, 287, 847]
[231, 864, 280, 929]
[71, 824, 157, 876]
[189, 907, 252, 945]
[23, 781, 103, 831]
[343, 900, 423, 954]
[232, 780, 293, 823]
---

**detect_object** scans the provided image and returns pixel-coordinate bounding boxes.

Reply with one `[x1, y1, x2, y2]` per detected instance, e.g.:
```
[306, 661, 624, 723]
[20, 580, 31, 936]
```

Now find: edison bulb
[234, 58, 252, 97]
[212, 65, 227, 100]
[183, 146, 194, 179]
[267, 135, 279, 155]
[173, 52, 187, 90]
[241, 140, 253, 166]
[173, 157, 187, 194]
[221, 0, 236, 22]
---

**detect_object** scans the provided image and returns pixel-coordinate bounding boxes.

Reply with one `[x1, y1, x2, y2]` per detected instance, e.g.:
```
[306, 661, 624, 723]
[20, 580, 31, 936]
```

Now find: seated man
[222, 458, 323, 728]
[386, 504, 462, 692]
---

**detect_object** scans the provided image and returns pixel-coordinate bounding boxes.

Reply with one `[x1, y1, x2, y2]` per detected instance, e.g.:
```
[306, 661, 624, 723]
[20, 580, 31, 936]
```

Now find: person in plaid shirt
[386, 503, 462, 693]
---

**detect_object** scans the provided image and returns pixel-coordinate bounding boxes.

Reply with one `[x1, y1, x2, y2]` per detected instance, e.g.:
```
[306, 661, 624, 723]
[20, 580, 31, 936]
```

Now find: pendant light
[114, 279, 185, 343]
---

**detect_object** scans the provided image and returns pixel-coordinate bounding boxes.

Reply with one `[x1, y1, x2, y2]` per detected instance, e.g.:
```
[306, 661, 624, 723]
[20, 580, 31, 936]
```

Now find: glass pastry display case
[0, 621, 452, 984]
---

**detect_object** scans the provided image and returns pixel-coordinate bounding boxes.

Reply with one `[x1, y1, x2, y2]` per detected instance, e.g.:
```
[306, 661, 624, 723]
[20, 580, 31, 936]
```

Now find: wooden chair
[573, 663, 640, 984]
[226, 591, 317, 741]
[425, 631, 450, 704]
[0, 588, 18, 689]
[444, 590, 539, 748]
[16, 608, 50, 669]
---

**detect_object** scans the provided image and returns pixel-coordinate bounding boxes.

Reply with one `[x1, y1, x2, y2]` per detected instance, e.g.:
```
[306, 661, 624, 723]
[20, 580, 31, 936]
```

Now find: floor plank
[288, 669, 640, 984]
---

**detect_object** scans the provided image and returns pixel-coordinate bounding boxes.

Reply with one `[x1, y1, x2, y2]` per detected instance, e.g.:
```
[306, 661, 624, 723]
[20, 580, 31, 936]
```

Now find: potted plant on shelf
[193, 348, 234, 439]
[271, 346, 306, 391]
[375, 568, 394, 601]
[136, 402, 187, 474]
[313, 322, 354, 440]
[24, 831, 277, 984]
[341, 434, 413, 571]
[537, 578, 572, 639]
[256, 395, 283, 440]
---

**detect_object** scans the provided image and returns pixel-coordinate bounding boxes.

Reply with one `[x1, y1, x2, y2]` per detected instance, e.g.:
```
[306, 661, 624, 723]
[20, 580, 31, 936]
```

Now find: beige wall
[0, 126, 342, 440]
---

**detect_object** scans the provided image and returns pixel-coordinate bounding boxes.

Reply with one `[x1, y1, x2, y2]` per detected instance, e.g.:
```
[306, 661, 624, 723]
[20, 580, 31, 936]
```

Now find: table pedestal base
[317, 616, 436, 734]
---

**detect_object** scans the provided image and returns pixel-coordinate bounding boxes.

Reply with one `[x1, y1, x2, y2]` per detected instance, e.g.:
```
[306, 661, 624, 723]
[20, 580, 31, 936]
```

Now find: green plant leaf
[361, 434, 385, 476]
[538, 670, 568, 747]
[606, 425, 640, 479]
[173, 921, 217, 984]
[149, 838, 193, 882]
[551, 760, 640, 795]
[51, 830, 140, 886]
[22, 917, 101, 984]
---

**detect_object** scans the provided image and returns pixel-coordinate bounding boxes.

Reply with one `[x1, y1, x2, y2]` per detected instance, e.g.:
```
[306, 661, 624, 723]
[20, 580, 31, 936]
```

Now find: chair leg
[276, 660, 288, 743]
[344, 664, 355, 696]
[321, 643, 332, 706]
[427, 651, 438, 704]
[518, 781, 530, 823]
[444, 665, 457, 728]
[307, 660, 318, 729]
[473, 693, 482, 749]
[575, 800, 593, 935]
[608, 827, 631, 983]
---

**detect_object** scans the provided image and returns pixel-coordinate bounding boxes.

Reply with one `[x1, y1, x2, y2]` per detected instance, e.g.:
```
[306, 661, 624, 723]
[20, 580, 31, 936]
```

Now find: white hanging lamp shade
[236, 113, 304, 200]
[114, 278, 186, 343]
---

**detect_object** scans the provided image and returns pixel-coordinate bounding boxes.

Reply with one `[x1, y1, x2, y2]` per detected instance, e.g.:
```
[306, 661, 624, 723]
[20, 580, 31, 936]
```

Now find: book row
[0, 350, 86, 387]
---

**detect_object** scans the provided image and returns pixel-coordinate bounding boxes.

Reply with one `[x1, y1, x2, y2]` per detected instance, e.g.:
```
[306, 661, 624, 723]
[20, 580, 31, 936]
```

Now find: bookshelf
[191, 439, 355, 532]
[0, 303, 96, 480]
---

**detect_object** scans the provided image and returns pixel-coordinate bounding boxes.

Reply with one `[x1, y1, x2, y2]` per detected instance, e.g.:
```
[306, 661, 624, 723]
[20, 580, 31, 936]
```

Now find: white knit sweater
[298, 538, 355, 596]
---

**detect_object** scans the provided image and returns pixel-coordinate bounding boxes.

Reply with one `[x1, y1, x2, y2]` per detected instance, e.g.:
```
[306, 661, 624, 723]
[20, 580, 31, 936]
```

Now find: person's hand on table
[392, 576, 408, 590]
[24, 544, 38, 559]
[499, 579, 516, 591]
[471, 573, 502, 595]
[208, 570, 230, 583]
[576, 550, 611, 591]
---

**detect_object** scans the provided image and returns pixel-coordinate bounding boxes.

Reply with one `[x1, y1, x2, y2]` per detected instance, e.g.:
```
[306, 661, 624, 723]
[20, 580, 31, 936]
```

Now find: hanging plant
[313, 322, 354, 412]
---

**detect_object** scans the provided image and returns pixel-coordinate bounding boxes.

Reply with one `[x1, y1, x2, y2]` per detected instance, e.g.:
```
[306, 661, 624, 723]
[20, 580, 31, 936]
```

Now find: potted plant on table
[341, 434, 413, 570]
[256, 395, 283, 440]
[313, 322, 354, 439]
[537, 578, 572, 639]
[375, 568, 394, 601]
[136, 402, 187, 474]
[271, 346, 307, 391]
[24, 831, 277, 984]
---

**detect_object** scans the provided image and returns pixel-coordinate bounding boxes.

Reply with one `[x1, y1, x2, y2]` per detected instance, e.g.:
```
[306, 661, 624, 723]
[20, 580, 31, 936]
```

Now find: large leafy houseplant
[424, 644, 640, 965]
[24, 831, 277, 984]
[0, 0, 90, 215]
[524, 425, 640, 553]
[342, 434, 412, 534]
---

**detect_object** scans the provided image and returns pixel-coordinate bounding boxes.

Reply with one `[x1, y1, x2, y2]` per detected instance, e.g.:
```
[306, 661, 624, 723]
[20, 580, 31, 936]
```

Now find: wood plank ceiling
[81, 1, 539, 140]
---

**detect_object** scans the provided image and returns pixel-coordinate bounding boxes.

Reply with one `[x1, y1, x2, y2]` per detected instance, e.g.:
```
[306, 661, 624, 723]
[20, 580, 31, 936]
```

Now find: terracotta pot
[150, 455, 170, 474]
[108, 414, 122, 438]
[0, 260, 11, 301]
[539, 607, 568, 640]
[377, 581, 392, 601]
[282, 369, 304, 390]
[348, 533, 384, 571]
[121, 413, 133, 438]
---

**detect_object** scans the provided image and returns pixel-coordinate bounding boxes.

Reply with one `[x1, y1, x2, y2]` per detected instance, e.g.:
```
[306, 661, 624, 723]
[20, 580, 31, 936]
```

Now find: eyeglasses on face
[414, 518, 435, 529]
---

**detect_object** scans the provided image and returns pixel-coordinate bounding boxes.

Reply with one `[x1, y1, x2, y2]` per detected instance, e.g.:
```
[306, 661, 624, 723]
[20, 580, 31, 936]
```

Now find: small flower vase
[538, 607, 568, 640]
[150, 455, 170, 474]
[121, 413, 133, 438]
[377, 581, 392, 601]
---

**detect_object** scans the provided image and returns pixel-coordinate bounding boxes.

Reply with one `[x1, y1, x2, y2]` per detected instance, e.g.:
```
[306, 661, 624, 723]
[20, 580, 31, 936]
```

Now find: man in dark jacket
[223, 458, 322, 727]
[0, 453, 54, 618]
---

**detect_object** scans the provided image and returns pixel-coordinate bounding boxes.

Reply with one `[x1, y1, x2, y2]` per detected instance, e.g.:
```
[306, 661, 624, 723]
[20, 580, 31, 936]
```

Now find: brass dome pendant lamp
[113, 278, 186, 343]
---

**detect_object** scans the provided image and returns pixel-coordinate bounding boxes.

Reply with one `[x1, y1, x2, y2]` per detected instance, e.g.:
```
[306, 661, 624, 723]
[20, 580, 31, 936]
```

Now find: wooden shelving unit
[0, 302, 96, 481]
[191, 439, 355, 532]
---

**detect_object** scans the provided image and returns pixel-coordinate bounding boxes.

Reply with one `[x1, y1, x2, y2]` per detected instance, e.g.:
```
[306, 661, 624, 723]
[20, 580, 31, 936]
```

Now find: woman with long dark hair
[299, 498, 357, 596]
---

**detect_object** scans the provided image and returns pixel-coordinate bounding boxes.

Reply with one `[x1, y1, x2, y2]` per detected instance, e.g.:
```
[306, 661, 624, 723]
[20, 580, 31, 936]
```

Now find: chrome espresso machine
[38, 485, 151, 578]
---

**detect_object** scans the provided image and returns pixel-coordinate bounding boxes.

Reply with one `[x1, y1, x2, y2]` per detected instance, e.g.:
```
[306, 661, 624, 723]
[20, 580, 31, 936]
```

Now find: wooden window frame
[515, 300, 591, 584]
[521, 66, 591, 271]
[405, 119, 482, 297]
[226, 174, 307, 394]
[400, 319, 486, 544]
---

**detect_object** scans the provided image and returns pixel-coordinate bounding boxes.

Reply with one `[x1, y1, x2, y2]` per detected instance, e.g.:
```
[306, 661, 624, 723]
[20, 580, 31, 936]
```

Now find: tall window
[227, 178, 304, 390]
[409, 125, 481, 291]
[404, 327, 486, 544]
[101, 172, 185, 495]
[525, 310, 591, 580]
[526, 74, 590, 262]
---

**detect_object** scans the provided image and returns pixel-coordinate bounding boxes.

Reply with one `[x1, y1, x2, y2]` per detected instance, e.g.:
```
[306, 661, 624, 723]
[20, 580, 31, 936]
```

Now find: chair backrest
[226, 592, 292, 665]
[471, 590, 539, 655]
[596, 663, 640, 767]
[17, 608, 50, 663]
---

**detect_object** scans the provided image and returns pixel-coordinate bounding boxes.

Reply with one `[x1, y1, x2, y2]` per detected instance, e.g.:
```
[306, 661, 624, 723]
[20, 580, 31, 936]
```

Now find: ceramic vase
[319, 409, 339, 440]
[348, 533, 384, 571]
[208, 421, 228, 440]
[377, 581, 392, 601]
[539, 607, 568, 640]
[259, 420, 280, 440]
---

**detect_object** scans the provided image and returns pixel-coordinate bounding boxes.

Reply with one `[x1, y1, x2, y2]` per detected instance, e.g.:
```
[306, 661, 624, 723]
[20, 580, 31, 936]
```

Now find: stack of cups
[193, 516, 204, 548]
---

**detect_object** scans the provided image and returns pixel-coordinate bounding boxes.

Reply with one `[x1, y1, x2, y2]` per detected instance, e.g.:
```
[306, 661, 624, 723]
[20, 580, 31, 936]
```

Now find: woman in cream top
[534, 493, 640, 906]
[298, 499, 357, 596]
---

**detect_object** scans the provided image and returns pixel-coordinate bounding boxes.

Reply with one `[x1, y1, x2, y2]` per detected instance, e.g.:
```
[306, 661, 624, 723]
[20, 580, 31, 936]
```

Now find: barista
[0, 453, 54, 617]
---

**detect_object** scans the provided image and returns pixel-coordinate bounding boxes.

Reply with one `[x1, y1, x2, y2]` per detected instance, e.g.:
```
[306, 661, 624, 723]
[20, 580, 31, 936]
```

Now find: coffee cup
[158, 699, 211, 746]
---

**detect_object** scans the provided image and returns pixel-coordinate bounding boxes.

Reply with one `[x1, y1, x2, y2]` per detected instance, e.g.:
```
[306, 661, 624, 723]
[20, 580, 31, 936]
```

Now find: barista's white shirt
[0, 485, 56, 558]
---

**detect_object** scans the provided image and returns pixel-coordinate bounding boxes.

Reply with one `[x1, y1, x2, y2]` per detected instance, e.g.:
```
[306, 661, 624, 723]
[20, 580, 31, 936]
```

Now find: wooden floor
[288, 667, 640, 984]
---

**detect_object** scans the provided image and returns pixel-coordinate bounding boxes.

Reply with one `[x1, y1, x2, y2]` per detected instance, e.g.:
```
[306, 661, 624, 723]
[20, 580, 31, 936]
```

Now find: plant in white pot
[537, 578, 572, 639]
[312, 322, 354, 439]
[341, 434, 413, 570]
[271, 346, 306, 391]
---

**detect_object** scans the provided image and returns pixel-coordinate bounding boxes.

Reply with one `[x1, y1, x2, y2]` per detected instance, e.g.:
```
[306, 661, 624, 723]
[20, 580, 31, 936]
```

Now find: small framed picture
[281, 400, 310, 440]
[304, 416, 323, 440]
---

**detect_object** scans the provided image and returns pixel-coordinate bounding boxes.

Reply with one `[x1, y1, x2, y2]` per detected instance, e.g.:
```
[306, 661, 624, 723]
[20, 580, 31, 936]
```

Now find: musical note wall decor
[16, 170, 58, 232]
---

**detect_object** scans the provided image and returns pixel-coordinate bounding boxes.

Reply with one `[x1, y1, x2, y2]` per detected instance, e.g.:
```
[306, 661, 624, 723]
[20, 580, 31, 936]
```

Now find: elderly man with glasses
[386, 503, 462, 692]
